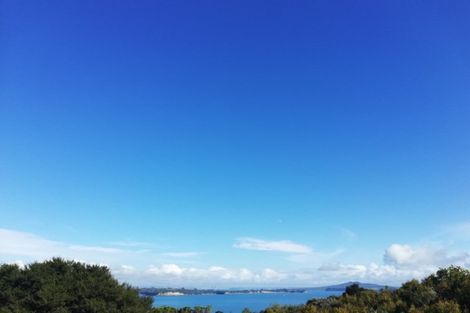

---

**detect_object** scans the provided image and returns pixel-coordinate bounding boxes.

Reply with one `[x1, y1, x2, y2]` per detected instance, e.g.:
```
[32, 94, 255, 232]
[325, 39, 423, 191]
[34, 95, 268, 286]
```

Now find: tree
[344, 284, 365, 296]
[423, 266, 470, 312]
[0, 258, 153, 313]
[398, 279, 436, 308]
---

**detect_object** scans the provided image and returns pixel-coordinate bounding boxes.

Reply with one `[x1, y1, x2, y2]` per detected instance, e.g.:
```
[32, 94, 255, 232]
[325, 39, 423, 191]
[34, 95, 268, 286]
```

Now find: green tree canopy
[0, 258, 153, 313]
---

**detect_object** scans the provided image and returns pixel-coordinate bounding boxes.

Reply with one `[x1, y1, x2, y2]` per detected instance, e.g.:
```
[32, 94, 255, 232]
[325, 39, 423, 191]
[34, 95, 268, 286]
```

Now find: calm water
[152, 290, 342, 313]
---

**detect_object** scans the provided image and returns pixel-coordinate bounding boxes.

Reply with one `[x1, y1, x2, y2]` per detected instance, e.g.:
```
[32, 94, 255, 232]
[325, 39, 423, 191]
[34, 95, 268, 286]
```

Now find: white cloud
[115, 265, 136, 275]
[260, 268, 286, 281]
[316, 262, 432, 285]
[234, 237, 312, 254]
[131, 264, 287, 286]
[383, 243, 469, 268]
[313, 243, 470, 286]
[161, 252, 201, 258]
[2, 228, 469, 287]
[0, 228, 290, 286]
[149, 264, 185, 276]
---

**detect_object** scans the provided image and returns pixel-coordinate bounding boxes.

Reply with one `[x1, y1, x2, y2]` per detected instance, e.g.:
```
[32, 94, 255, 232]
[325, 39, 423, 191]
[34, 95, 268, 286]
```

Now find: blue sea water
[152, 290, 342, 313]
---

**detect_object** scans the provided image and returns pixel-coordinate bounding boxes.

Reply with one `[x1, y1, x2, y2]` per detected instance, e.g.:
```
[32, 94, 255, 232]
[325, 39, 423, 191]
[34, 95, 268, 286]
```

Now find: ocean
[152, 290, 342, 313]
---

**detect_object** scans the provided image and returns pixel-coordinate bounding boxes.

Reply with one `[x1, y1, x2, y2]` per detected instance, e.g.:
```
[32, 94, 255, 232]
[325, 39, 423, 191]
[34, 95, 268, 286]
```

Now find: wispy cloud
[287, 249, 344, 263]
[0, 228, 133, 263]
[339, 227, 358, 241]
[2, 228, 470, 287]
[234, 237, 312, 254]
[110, 240, 156, 248]
[442, 221, 470, 240]
[161, 252, 202, 258]
[69, 245, 123, 254]
[0, 228, 61, 258]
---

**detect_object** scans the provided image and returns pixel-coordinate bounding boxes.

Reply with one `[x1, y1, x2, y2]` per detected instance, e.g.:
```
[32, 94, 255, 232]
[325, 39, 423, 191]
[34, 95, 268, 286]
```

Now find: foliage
[151, 305, 212, 313]
[423, 266, 470, 312]
[263, 266, 470, 313]
[0, 258, 153, 313]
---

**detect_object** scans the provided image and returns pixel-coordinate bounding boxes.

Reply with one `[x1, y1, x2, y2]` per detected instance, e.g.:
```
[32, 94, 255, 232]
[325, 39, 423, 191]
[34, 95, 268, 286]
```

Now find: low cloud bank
[1, 228, 469, 287]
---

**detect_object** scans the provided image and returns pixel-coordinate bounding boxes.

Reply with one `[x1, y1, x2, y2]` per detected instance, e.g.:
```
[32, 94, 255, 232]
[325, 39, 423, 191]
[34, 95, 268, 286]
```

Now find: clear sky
[1, 0, 469, 287]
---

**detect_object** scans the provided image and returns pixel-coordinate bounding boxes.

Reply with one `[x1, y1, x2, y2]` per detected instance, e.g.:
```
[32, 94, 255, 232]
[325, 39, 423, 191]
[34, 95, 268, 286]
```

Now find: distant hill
[312, 281, 393, 291]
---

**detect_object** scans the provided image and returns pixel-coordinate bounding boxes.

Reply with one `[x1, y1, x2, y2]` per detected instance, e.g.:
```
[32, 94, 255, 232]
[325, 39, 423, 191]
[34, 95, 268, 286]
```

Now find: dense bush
[0, 258, 153, 313]
[151, 306, 212, 313]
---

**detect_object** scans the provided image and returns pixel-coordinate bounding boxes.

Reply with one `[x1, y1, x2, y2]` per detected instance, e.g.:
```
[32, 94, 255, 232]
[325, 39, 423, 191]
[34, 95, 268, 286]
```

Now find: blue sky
[1, 0, 470, 287]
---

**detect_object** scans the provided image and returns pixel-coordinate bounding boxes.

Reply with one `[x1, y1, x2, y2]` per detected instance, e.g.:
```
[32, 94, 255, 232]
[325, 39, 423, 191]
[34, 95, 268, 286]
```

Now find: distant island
[139, 282, 391, 296]
[139, 287, 308, 296]
[319, 281, 391, 291]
